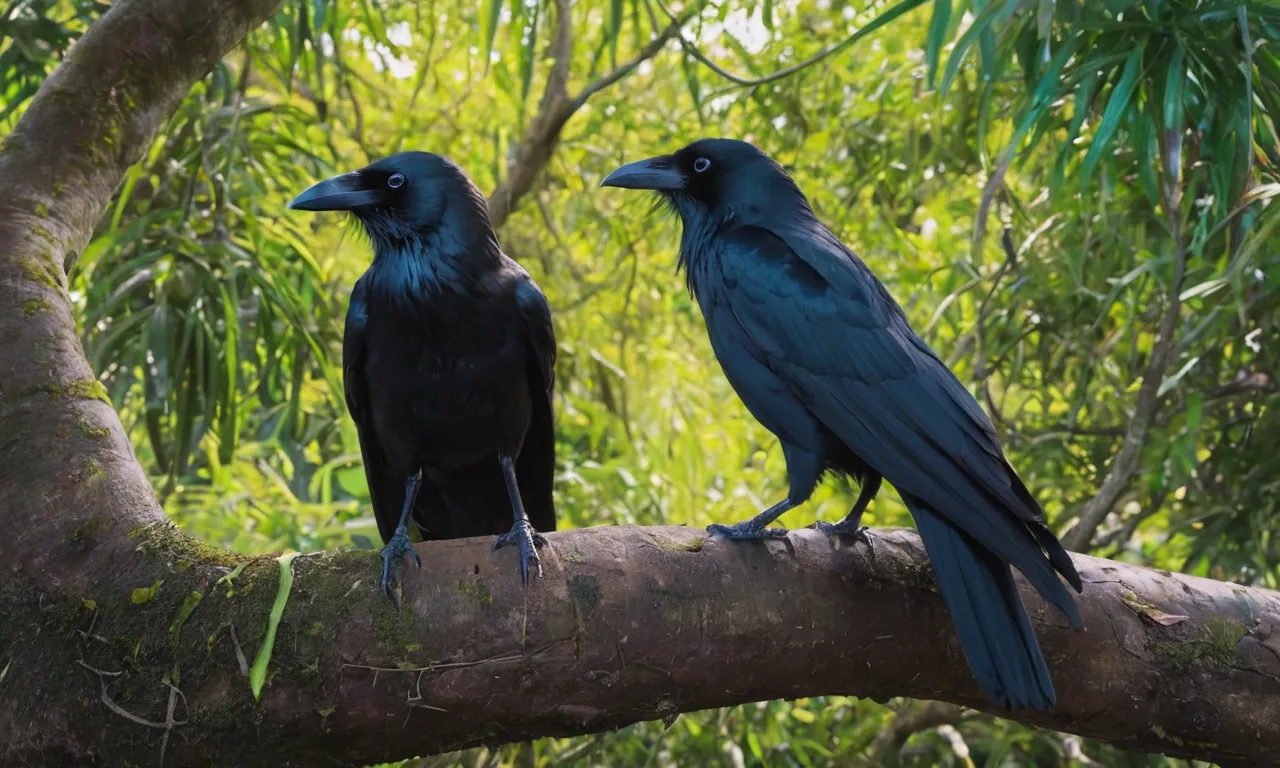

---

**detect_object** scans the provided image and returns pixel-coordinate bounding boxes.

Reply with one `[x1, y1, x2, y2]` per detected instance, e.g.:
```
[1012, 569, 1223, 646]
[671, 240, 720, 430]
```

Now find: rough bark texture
[3, 0, 1280, 766]
[0, 0, 285, 586]
[4, 525, 1280, 766]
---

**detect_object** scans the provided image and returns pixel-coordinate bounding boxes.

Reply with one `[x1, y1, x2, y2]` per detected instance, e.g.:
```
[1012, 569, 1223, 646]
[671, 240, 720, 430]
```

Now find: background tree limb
[486, 0, 699, 228]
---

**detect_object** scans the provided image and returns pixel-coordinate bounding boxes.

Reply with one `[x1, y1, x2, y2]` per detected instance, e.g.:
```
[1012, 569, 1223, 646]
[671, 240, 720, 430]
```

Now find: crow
[289, 151, 556, 603]
[602, 138, 1082, 710]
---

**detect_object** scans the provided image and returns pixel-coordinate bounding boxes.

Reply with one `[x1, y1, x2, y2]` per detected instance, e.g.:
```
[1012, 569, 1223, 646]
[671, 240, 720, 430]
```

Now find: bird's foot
[379, 528, 422, 606]
[493, 520, 547, 584]
[810, 520, 876, 557]
[706, 520, 791, 541]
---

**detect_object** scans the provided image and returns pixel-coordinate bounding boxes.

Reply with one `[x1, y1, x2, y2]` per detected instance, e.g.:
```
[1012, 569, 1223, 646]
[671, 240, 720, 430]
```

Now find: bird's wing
[712, 225, 1079, 593]
[513, 272, 558, 532]
[344, 277, 405, 543]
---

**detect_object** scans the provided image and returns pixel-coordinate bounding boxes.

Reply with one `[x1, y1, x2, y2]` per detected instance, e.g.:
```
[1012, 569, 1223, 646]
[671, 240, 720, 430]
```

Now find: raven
[289, 152, 556, 602]
[603, 139, 1082, 710]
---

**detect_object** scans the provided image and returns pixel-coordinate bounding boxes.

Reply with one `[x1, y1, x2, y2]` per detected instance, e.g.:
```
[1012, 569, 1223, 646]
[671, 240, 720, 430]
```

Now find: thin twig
[652, 0, 906, 87]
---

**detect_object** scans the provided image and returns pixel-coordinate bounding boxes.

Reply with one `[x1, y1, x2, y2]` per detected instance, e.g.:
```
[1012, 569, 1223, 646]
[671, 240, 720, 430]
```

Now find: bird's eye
[693, 157, 712, 173]
[387, 173, 406, 189]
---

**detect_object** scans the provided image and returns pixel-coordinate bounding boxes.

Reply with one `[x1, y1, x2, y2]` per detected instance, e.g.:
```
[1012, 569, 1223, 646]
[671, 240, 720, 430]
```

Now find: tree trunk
[2, 1, 1279, 766]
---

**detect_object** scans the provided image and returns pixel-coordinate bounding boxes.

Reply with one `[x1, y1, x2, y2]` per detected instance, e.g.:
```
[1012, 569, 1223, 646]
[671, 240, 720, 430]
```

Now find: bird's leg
[707, 498, 796, 540]
[811, 473, 880, 553]
[379, 469, 424, 603]
[709, 443, 820, 541]
[492, 454, 547, 584]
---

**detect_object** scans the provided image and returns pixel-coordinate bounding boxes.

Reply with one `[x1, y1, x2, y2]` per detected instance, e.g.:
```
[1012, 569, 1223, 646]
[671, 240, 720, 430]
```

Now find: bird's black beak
[288, 170, 381, 211]
[600, 155, 685, 191]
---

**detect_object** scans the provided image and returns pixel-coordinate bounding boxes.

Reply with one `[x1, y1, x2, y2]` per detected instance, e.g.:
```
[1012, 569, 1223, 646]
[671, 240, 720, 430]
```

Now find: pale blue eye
[388, 173, 405, 189]
[693, 157, 711, 173]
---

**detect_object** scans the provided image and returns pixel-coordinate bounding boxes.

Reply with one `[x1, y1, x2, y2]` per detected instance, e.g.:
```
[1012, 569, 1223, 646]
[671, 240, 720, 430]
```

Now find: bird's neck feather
[364, 208, 502, 302]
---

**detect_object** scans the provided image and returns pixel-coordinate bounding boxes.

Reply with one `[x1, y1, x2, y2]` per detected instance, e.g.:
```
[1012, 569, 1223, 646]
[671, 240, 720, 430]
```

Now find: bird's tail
[907, 497, 1057, 710]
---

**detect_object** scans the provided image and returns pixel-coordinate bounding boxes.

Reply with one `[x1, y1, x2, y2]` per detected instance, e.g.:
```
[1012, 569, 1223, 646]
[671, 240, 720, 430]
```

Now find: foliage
[3, 0, 1277, 764]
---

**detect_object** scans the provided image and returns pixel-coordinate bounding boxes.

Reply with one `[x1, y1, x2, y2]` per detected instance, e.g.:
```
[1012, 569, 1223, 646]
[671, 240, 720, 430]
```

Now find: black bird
[289, 151, 557, 601]
[602, 139, 1082, 710]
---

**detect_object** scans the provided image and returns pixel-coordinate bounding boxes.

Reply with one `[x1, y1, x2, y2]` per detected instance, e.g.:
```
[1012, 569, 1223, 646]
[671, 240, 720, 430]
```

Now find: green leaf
[607, 0, 623, 67]
[762, 0, 774, 29]
[1134, 106, 1160, 204]
[1080, 44, 1144, 188]
[939, 0, 1001, 96]
[1051, 69, 1099, 187]
[1036, 0, 1053, 41]
[170, 591, 204, 646]
[480, 0, 504, 69]
[1186, 391, 1203, 434]
[925, 0, 953, 89]
[250, 552, 300, 702]
[517, 0, 541, 110]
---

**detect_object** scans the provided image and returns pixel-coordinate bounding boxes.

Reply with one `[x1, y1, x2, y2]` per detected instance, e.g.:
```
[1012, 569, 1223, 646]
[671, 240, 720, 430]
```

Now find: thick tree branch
[0, 0, 285, 587]
[4, 524, 1280, 766]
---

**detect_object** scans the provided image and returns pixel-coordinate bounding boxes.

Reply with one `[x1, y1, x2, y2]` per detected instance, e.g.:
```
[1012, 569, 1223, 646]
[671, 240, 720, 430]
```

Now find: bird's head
[288, 151, 492, 252]
[601, 138, 808, 225]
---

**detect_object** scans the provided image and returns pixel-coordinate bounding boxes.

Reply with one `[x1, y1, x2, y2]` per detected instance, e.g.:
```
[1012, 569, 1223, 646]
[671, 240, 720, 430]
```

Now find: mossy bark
[2, 0, 1280, 766]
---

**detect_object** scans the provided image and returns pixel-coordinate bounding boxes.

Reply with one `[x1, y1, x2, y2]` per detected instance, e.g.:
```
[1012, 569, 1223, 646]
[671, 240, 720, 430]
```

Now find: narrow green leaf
[480, 0, 503, 69]
[1134, 106, 1160, 204]
[1036, 0, 1053, 40]
[925, 0, 953, 89]
[940, 0, 1025, 96]
[1080, 44, 1144, 188]
[1013, 20, 1041, 90]
[976, 0, 997, 82]
[517, 0, 541, 109]
[608, 0, 623, 67]
[1050, 69, 1099, 187]
[250, 552, 300, 702]
[1185, 392, 1203, 433]
[762, 0, 774, 29]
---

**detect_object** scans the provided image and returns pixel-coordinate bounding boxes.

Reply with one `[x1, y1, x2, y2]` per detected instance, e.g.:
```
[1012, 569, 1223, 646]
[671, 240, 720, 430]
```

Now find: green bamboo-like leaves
[1080, 43, 1144, 188]
[925, 0, 952, 88]
[480, 0, 504, 69]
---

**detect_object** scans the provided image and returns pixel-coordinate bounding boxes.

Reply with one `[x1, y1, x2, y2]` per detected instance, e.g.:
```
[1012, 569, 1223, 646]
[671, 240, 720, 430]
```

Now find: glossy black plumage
[290, 152, 556, 600]
[603, 139, 1082, 710]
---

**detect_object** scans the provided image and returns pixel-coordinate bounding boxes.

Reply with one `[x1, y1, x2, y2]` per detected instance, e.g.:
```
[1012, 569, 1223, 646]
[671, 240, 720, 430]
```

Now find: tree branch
[4, 524, 1280, 765]
[487, 0, 697, 228]
[0, 0, 286, 588]
[651, 0, 921, 88]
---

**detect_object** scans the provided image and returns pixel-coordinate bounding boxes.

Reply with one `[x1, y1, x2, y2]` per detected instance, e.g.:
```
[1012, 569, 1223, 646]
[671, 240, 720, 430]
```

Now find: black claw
[811, 521, 876, 559]
[494, 520, 545, 584]
[378, 530, 418, 606]
[707, 522, 791, 540]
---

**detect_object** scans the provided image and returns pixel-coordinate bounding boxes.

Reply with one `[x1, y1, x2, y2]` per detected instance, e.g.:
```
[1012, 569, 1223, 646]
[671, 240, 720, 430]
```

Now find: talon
[378, 530, 418, 606]
[494, 520, 546, 584]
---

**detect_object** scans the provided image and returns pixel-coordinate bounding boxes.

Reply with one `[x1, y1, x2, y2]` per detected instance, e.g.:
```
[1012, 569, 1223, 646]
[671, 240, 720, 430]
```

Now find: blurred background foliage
[3, 0, 1278, 763]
